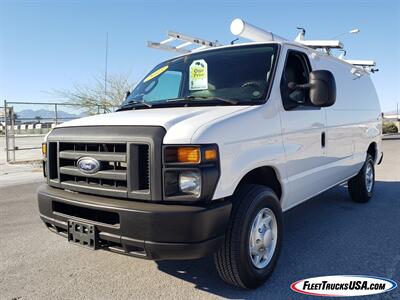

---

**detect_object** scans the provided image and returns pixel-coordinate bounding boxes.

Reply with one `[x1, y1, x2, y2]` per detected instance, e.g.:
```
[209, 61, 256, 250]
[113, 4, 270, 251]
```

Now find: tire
[348, 154, 375, 203]
[213, 184, 283, 289]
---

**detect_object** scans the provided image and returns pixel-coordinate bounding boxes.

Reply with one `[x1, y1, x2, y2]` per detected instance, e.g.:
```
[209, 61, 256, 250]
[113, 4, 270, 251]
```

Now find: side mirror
[125, 91, 131, 99]
[309, 70, 336, 107]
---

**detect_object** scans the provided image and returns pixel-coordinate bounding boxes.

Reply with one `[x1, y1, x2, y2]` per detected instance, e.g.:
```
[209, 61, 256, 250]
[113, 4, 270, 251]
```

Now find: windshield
[122, 44, 278, 107]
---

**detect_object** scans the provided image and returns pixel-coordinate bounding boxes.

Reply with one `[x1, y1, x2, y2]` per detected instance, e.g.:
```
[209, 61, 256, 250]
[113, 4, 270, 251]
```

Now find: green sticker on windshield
[189, 59, 208, 90]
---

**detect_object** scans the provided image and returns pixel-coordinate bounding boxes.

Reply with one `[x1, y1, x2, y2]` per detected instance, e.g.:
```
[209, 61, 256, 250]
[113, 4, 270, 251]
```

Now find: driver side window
[280, 50, 313, 110]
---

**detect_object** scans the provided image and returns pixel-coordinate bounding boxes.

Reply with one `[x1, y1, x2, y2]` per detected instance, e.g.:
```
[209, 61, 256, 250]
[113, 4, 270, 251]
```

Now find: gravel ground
[0, 140, 399, 300]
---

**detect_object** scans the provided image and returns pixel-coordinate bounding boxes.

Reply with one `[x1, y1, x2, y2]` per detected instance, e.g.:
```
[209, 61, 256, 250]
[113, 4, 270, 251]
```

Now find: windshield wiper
[117, 100, 152, 111]
[117, 96, 239, 111]
[167, 95, 239, 105]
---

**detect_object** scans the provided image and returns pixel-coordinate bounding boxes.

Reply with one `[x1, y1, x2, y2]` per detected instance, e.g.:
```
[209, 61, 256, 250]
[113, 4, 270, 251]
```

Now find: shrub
[382, 122, 399, 134]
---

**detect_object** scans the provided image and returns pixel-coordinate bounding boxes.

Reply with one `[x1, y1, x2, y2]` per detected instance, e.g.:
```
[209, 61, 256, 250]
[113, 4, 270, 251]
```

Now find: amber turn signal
[42, 143, 47, 156]
[177, 147, 200, 163]
[204, 149, 218, 161]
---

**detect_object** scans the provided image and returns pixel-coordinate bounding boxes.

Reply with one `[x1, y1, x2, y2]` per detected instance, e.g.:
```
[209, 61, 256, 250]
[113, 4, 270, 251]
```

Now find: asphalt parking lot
[1, 140, 399, 300]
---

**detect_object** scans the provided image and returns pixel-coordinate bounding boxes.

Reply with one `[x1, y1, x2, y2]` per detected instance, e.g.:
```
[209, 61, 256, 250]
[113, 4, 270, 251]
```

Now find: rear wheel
[348, 154, 375, 203]
[214, 184, 282, 289]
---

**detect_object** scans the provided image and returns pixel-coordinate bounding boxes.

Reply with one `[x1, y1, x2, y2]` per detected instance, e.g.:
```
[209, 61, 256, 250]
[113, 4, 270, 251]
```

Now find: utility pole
[4, 100, 9, 163]
[397, 102, 399, 121]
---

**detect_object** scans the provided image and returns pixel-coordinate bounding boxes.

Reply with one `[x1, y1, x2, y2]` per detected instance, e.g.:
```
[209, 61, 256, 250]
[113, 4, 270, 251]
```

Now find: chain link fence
[1, 100, 113, 164]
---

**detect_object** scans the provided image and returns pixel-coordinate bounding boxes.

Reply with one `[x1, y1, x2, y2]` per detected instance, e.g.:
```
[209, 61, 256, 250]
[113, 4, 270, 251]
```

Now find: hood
[56, 106, 251, 144]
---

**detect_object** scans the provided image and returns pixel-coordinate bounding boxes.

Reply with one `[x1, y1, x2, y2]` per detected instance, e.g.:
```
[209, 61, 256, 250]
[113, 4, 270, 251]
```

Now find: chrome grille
[46, 126, 165, 201]
[48, 141, 150, 198]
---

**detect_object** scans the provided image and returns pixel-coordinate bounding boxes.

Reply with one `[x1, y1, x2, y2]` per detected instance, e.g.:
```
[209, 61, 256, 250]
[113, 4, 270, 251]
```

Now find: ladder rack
[294, 28, 343, 51]
[297, 39, 343, 49]
[344, 59, 376, 67]
[345, 59, 378, 73]
[147, 18, 377, 73]
[147, 31, 223, 54]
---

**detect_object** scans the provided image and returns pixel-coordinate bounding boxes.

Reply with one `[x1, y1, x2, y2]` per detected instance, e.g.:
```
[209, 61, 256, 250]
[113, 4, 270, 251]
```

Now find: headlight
[163, 144, 220, 202]
[179, 171, 201, 197]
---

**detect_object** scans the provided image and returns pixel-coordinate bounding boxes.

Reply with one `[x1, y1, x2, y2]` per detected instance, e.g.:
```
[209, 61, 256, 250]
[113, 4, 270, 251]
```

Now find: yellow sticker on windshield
[189, 59, 208, 90]
[143, 65, 169, 82]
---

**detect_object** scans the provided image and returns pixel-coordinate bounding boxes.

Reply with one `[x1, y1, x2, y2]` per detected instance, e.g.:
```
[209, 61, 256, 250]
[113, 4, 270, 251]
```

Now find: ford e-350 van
[38, 19, 382, 288]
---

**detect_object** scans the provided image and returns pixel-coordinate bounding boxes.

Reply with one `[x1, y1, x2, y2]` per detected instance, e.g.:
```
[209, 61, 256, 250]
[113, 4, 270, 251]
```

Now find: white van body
[55, 41, 382, 211]
[39, 40, 382, 289]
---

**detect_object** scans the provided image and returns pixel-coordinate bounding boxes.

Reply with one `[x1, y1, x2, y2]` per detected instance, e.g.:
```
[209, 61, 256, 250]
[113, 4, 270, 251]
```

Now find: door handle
[321, 131, 326, 148]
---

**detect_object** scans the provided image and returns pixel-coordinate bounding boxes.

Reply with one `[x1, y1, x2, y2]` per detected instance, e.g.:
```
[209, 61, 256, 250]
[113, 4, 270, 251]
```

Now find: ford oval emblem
[77, 157, 100, 174]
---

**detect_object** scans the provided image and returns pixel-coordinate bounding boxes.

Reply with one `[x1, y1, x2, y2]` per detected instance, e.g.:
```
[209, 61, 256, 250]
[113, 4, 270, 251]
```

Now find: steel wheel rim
[249, 208, 278, 269]
[365, 163, 374, 193]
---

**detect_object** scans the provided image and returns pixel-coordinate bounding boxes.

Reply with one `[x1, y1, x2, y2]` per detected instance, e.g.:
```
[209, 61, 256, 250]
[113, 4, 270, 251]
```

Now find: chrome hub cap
[365, 163, 374, 193]
[249, 208, 277, 269]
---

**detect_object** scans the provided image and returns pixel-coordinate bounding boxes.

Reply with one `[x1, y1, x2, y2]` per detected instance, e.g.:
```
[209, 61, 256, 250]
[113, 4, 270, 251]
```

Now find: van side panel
[312, 55, 381, 187]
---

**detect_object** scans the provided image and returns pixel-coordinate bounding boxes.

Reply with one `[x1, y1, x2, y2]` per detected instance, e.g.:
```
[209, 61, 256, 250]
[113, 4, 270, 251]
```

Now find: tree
[383, 122, 399, 134]
[35, 116, 42, 124]
[52, 73, 135, 115]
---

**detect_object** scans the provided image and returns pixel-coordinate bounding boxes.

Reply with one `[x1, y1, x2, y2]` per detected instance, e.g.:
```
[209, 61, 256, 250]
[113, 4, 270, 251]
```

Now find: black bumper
[38, 184, 231, 260]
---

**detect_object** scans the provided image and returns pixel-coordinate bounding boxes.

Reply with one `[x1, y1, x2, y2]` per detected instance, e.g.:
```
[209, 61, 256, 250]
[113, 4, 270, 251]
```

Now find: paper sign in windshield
[144, 65, 169, 82]
[189, 59, 208, 90]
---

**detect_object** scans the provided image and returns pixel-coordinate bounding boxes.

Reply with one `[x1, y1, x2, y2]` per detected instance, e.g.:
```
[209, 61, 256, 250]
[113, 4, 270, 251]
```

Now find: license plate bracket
[67, 220, 97, 249]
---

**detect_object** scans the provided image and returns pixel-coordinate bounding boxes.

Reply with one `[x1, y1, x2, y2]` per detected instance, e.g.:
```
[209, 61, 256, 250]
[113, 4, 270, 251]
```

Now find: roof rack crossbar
[147, 30, 223, 53]
[344, 59, 376, 67]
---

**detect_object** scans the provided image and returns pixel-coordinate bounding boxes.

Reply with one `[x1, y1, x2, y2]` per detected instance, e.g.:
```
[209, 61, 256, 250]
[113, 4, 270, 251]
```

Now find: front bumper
[38, 184, 231, 260]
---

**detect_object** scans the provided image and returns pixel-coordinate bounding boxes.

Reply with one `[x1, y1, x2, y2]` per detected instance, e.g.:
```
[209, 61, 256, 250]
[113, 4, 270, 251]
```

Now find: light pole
[331, 28, 360, 39]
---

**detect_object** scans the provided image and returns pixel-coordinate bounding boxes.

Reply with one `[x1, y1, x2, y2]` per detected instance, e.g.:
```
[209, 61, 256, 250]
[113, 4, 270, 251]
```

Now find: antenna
[104, 32, 108, 98]
[147, 31, 223, 53]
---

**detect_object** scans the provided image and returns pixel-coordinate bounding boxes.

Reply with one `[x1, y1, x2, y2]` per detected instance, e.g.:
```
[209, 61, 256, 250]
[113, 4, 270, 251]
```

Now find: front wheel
[348, 154, 375, 203]
[214, 184, 282, 289]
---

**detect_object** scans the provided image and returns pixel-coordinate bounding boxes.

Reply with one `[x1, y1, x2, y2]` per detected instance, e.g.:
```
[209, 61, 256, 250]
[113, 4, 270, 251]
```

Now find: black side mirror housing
[125, 91, 131, 99]
[309, 70, 336, 107]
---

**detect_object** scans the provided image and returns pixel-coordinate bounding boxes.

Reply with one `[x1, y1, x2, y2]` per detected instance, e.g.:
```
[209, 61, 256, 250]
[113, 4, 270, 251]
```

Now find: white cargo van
[38, 19, 382, 289]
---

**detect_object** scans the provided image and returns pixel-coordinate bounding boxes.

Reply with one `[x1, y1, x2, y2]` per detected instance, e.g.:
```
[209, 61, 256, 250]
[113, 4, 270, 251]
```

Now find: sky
[0, 0, 399, 112]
